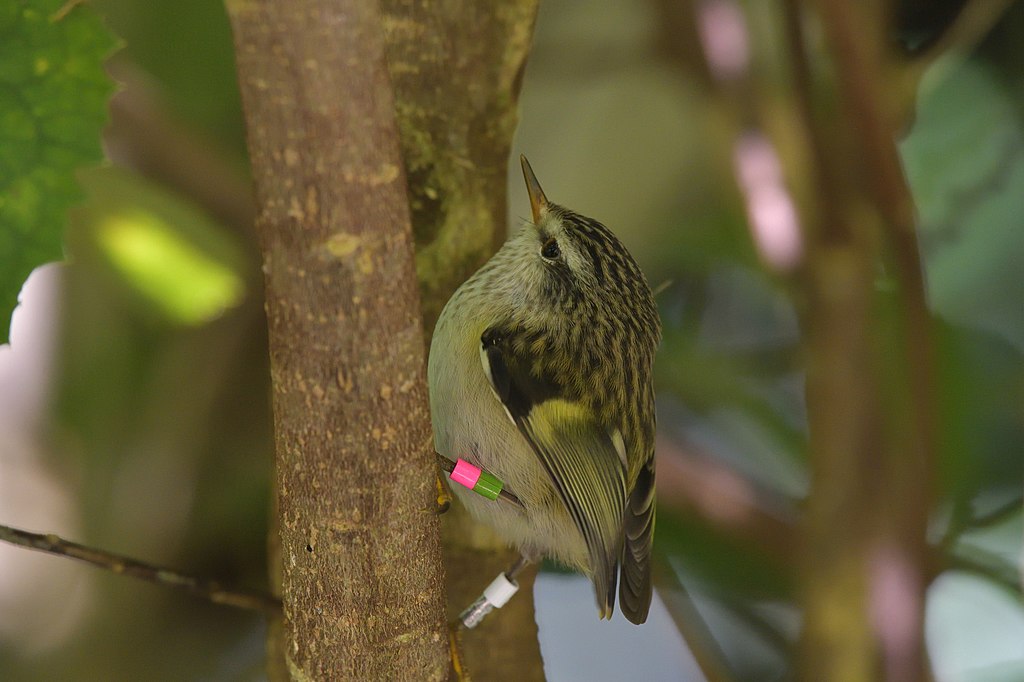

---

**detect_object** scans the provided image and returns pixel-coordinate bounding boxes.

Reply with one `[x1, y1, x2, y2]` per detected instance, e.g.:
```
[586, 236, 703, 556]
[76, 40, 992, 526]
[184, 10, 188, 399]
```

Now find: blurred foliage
[73, 166, 247, 325]
[91, 0, 246, 160]
[903, 58, 1024, 351]
[1, 0, 1023, 680]
[0, 0, 116, 344]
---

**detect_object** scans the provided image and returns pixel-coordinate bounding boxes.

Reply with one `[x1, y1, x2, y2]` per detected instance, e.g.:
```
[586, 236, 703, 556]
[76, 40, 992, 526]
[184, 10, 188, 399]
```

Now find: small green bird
[428, 156, 661, 624]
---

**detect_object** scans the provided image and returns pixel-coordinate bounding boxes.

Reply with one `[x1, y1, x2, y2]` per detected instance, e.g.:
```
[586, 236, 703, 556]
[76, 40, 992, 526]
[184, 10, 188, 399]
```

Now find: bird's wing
[481, 328, 627, 618]
[620, 455, 655, 624]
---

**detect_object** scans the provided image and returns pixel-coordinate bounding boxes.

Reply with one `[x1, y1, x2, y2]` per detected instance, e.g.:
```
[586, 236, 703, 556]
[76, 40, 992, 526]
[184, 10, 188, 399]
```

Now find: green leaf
[900, 60, 1024, 351]
[0, 1, 117, 344]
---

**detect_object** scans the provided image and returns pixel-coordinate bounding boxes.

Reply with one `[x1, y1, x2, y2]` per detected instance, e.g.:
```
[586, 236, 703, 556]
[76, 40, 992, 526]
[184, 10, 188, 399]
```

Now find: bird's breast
[427, 298, 588, 569]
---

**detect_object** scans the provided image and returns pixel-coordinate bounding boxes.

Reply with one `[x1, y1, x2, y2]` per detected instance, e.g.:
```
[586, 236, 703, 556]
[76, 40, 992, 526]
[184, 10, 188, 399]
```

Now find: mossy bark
[381, 2, 545, 680]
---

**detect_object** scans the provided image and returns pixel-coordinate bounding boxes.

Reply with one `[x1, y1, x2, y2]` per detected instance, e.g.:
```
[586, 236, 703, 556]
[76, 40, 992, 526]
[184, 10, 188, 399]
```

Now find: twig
[907, 0, 1017, 74]
[781, 0, 848, 244]
[970, 496, 1024, 529]
[946, 551, 1024, 598]
[0, 523, 280, 614]
[941, 493, 1024, 550]
[892, 0, 1018, 134]
[652, 278, 674, 298]
[654, 559, 735, 682]
[716, 592, 795, 657]
[104, 69, 256, 240]
[51, 0, 85, 22]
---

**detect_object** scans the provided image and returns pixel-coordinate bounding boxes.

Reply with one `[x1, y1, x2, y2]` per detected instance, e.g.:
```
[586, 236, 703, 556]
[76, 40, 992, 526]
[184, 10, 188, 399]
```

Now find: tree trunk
[226, 1, 449, 679]
[786, 2, 936, 680]
[379, 2, 545, 680]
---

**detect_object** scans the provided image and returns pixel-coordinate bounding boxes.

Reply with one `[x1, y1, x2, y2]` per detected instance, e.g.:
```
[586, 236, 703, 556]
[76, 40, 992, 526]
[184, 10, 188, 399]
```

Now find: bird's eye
[541, 238, 561, 260]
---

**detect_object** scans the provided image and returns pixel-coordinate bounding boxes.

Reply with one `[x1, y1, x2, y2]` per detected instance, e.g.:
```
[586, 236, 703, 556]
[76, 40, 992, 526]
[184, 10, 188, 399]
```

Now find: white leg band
[483, 572, 519, 608]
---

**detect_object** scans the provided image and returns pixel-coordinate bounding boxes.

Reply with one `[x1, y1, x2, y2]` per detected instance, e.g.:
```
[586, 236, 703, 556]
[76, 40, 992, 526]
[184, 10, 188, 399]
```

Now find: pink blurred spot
[733, 133, 803, 271]
[870, 543, 923, 681]
[697, 0, 750, 81]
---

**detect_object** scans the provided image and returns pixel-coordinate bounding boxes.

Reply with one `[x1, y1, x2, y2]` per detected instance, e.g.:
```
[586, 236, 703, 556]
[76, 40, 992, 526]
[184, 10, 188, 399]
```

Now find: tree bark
[379, 2, 545, 680]
[380, 0, 541, 327]
[226, 1, 449, 679]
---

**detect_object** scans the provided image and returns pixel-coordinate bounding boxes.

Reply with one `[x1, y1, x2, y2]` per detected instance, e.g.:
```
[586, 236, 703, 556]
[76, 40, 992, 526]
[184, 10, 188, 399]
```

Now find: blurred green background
[1, 0, 1023, 680]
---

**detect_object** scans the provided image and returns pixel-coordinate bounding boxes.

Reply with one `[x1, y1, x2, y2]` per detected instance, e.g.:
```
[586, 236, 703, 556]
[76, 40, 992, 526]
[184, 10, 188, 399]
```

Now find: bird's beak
[520, 154, 548, 225]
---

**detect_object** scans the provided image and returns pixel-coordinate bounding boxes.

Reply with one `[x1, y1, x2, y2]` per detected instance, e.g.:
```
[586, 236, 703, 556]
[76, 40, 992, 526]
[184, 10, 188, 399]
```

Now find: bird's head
[493, 156, 656, 329]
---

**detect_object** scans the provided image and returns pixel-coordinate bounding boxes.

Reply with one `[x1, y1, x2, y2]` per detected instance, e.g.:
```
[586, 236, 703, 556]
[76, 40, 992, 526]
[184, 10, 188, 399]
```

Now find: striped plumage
[428, 156, 660, 623]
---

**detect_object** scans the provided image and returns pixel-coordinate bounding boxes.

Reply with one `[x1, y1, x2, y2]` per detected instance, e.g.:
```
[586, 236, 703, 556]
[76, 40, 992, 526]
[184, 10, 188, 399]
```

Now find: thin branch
[906, 0, 1017, 73]
[892, 0, 1017, 133]
[717, 593, 796, 659]
[654, 559, 735, 682]
[104, 64, 256, 240]
[970, 496, 1024, 529]
[0, 523, 281, 613]
[946, 552, 1024, 599]
[941, 494, 1024, 550]
[781, 0, 848, 244]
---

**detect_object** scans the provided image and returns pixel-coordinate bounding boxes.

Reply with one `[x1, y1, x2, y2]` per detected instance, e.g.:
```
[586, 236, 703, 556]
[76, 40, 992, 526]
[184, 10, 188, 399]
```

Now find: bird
[427, 155, 661, 624]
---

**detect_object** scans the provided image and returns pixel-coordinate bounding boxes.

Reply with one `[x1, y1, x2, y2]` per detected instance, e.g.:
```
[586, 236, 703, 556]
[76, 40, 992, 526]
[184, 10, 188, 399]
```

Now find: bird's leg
[505, 554, 531, 580]
[427, 440, 453, 514]
[435, 471, 452, 514]
[446, 557, 531, 680]
[457, 554, 531, 629]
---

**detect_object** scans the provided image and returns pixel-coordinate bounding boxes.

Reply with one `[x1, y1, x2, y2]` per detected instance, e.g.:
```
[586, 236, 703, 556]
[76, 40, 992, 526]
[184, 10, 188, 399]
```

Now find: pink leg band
[450, 458, 482, 489]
